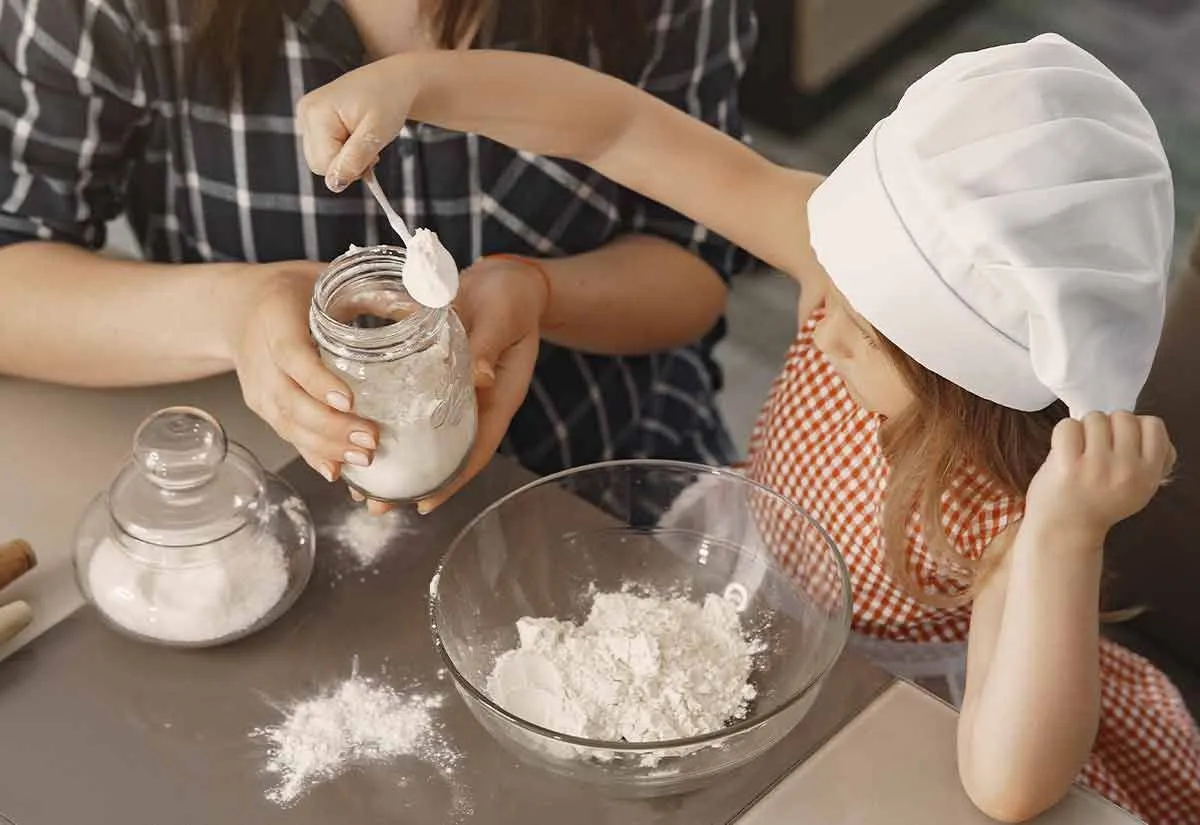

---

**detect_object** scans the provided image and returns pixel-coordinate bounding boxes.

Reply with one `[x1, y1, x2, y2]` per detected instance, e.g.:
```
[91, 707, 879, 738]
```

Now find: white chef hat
[807, 33, 1174, 417]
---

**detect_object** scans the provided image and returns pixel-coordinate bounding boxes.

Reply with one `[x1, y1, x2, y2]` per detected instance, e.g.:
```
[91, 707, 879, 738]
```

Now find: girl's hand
[222, 262, 378, 483]
[1024, 411, 1175, 544]
[296, 57, 417, 193]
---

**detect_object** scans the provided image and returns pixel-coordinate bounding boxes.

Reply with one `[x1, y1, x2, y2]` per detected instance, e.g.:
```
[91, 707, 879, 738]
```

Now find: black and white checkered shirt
[0, 0, 755, 475]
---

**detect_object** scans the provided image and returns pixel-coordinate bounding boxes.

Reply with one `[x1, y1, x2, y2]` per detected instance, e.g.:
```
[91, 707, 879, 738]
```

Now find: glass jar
[309, 244, 477, 503]
[73, 407, 315, 647]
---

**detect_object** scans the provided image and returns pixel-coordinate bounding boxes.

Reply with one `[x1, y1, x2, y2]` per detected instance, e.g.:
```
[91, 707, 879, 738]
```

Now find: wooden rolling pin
[0, 600, 33, 645]
[0, 538, 37, 591]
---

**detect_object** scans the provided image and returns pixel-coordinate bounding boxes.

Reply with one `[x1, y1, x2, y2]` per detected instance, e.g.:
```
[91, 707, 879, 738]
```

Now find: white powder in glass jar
[87, 532, 289, 644]
[487, 591, 760, 744]
[343, 324, 475, 502]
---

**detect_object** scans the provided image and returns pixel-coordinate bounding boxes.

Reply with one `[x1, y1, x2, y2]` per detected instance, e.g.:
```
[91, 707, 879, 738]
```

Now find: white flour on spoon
[401, 228, 459, 309]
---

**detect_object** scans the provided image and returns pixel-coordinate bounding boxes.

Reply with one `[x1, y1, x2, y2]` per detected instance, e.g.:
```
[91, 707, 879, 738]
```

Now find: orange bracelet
[485, 253, 553, 310]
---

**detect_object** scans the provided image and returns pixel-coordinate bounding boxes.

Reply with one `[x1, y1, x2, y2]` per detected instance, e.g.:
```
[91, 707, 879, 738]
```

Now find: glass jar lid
[107, 407, 266, 547]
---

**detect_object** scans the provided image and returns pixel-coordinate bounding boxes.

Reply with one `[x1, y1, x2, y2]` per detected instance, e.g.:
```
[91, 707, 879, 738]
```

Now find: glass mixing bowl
[430, 460, 850, 797]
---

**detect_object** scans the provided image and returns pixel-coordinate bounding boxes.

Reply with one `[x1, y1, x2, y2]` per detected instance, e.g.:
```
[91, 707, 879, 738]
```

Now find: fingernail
[417, 500, 434, 516]
[349, 431, 376, 450]
[326, 173, 347, 193]
[344, 450, 370, 467]
[326, 391, 351, 412]
[318, 463, 335, 483]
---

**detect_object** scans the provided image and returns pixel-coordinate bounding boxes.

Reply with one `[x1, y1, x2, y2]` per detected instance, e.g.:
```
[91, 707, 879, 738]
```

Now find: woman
[0, 0, 753, 509]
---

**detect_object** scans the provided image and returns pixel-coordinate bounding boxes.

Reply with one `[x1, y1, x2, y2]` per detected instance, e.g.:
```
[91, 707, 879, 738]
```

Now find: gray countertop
[0, 373, 1135, 825]
[0, 457, 893, 825]
[739, 681, 1143, 825]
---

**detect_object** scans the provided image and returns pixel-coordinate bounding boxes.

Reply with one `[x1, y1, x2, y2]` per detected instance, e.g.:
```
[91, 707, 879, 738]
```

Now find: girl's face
[810, 288, 915, 418]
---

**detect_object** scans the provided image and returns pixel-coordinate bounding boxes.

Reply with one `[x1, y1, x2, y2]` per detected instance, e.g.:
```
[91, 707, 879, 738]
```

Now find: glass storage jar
[309, 244, 476, 503]
[73, 407, 315, 647]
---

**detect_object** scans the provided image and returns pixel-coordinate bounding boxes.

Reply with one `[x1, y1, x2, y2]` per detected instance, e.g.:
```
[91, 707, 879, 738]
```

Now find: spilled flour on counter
[487, 590, 761, 745]
[323, 506, 417, 572]
[253, 664, 460, 806]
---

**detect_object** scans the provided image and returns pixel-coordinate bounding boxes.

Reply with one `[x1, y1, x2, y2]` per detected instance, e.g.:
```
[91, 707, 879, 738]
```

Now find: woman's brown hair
[876, 336, 1068, 607]
[194, 0, 650, 103]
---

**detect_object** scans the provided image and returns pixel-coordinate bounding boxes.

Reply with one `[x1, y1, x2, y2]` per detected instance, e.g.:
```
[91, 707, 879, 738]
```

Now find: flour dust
[487, 588, 763, 764]
[252, 660, 467, 816]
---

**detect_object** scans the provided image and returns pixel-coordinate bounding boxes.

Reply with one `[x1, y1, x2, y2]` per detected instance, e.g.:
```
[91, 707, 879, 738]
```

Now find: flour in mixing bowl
[487, 590, 761, 744]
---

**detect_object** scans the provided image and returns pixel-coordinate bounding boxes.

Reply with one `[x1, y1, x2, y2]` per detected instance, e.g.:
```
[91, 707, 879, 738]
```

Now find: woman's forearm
[0, 241, 255, 386]
[533, 234, 727, 355]
[959, 521, 1103, 822]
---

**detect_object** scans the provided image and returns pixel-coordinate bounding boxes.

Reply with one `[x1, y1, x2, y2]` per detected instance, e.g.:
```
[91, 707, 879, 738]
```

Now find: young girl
[296, 33, 1200, 823]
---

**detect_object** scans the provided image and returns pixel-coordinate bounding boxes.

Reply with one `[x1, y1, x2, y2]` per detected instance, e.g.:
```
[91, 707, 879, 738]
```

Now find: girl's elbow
[962, 773, 1066, 823]
[958, 744, 1075, 823]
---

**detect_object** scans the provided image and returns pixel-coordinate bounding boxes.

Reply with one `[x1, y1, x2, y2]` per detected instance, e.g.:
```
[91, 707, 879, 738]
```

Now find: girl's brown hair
[194, 0, 650, 103]
[876, 336, 1068, 607]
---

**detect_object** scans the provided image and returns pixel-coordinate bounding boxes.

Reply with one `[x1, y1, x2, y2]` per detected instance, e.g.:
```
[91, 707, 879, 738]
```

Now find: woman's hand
[426, 256, 548, 510]
[1024, 411, 1175, 545]
[351, 255, 549, 515]
[222, 261, 379, 482]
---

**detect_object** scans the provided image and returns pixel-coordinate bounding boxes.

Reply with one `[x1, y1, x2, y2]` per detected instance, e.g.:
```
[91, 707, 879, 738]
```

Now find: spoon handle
[364, 170, 414, 245]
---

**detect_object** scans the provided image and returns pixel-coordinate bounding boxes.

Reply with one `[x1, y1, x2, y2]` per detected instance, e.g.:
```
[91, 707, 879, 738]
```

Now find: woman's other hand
[351, 254, 548, 516]
[222, 261, 379, 482]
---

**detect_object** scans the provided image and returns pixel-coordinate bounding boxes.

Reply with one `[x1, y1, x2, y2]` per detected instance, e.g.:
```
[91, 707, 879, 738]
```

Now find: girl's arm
[296, 49, 828, 291]
[959, 524, 1103, 822]
[959, 413, 1173, 822]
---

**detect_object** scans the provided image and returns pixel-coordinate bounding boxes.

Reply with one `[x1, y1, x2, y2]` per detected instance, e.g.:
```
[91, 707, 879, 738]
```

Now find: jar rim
[310, 244, 447, 362]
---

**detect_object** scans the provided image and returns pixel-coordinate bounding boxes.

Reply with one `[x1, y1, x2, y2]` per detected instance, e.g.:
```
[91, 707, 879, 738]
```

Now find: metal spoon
[363, 169, 413, 246]
[365, 169, 458, 309]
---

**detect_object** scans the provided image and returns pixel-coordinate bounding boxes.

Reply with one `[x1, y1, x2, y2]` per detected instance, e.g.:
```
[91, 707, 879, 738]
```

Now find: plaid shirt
[0, 0, 754, 475]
